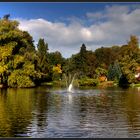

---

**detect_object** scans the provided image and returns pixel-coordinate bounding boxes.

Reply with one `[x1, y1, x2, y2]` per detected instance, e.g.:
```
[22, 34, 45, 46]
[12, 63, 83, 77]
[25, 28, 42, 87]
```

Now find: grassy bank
[130, 83, 140, 87]
[39, 78, 140, 89]
[41, 78, 115, 88]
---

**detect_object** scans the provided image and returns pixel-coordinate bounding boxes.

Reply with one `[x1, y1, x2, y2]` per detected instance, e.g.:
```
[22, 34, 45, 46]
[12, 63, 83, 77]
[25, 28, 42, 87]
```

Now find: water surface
[0, 87, 140, 138]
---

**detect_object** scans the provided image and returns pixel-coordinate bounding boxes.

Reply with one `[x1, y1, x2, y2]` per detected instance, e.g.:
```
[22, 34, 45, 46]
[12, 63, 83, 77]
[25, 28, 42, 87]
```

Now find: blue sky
[0, 3, 115, 19]
[0, 2, 116, 25]
[0, 3, 138, 22]
[0, 2, 140, 57]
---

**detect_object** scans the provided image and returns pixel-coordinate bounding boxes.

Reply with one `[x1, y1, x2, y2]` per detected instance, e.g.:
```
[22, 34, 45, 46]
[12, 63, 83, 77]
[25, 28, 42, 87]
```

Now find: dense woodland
[0, 15, 140, 88]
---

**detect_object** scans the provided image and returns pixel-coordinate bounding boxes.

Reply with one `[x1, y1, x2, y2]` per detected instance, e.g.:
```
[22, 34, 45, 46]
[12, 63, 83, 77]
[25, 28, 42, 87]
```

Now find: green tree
[3, 14, 10, 20]
[118, 35, 140, 84]
[95, 67, 107, 78]
[68, 44, 88, 77]
[37, 39, 49, 73]
[86, 51, 97, 78]
[128, 35, 139, 49]
[0, 16, 41, 87]
[62, 44, 87, 78]
[36, 38, 52, 83]
[95, 47, 116, 69]
[48, 51, 65, 66]
[107, 61, 122, 82]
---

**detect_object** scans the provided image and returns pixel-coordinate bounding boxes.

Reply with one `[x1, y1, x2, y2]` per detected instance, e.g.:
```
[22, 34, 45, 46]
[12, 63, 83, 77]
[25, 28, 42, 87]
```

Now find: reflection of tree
[0, 88, 51, 137]
[0, 88, 34, 137]
[123, 89, 140, 136]
[79, 96, 95, 124]
[33, 91, 49, 131]
[78, 89, 127, 135]
[79, 92, 117, 118]
[48, 94, 62, 113]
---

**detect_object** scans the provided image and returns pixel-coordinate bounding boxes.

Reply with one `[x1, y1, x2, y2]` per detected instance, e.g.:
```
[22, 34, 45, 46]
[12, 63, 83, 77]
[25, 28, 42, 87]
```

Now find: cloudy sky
[0, 2, 140, 58]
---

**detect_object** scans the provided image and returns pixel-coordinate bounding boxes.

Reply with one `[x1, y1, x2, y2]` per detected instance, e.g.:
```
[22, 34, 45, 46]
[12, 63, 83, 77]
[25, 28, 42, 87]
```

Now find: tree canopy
[0, 16, 140, 88]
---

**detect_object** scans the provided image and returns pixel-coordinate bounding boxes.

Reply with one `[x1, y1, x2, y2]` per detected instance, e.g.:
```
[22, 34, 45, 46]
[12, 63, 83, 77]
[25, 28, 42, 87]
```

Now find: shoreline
[1, 81, 140, 89]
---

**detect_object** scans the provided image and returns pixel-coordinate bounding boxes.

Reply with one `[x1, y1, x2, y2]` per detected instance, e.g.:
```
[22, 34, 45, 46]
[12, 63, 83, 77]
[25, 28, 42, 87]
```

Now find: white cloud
[86, 12, 103, 20]
[86, 5, 130, 21]
[17, 4, 140, 58]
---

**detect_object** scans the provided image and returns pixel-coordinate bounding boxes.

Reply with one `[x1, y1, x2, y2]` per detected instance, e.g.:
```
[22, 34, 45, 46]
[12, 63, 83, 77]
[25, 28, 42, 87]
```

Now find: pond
[0, 86, 140, 138]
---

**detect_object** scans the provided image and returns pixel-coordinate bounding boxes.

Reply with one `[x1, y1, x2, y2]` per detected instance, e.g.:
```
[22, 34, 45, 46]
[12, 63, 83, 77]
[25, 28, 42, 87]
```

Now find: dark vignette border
[0, 0, 140, 140]
[1, 0, 140, 2]
[0, 137, 139, 140]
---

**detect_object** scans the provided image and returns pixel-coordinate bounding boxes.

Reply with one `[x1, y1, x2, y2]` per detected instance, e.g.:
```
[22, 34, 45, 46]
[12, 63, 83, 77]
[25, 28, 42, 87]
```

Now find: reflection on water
[1, 87, 140, 137]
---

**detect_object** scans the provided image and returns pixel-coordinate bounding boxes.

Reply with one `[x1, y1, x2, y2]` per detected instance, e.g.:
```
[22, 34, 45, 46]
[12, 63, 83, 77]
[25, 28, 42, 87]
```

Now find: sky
[0, 2, 140, 58]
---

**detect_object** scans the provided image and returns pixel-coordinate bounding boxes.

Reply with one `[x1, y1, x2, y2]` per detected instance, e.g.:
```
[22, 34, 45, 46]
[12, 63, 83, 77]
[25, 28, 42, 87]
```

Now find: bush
[78, 78, 99, 87]
[98, 81, 114, 88]
[8, 70, 35, 88]
[118, 74, 130, 88]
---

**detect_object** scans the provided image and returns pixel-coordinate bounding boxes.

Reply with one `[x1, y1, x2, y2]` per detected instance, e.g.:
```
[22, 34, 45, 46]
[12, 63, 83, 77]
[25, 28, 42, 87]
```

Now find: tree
[37, 38, 49, 73]
[119, 74, 129, 88]
[95, 67, 107, 78]
[52, 64, 62, 80]
[35, 38, 51, 83]
[80, 43, 87, 55]
[74, 44, 88, 77]
[0, 17, 41, 87]
[128, 35, 139, 49]
[107, 64, 115, 81]
[95, 47, 117, 69]
[107, 61, 122, 82]
[48, 51, 65, 66]
[117, 35, 140, 84]
[3, 14, 10, 20]
[62, 44, 88, 78]
[85, 51, 97, 78]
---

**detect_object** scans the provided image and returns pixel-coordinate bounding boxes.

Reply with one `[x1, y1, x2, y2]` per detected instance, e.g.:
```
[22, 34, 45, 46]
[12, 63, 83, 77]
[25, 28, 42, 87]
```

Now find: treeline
[0, 15, 140, 88]
[65, 35, 140, 87]
[0, 15, 65, 88]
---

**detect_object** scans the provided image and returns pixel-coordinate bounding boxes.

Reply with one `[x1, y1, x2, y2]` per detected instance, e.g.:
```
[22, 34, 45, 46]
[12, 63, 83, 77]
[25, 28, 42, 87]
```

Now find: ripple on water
[1, 87, 140, 137]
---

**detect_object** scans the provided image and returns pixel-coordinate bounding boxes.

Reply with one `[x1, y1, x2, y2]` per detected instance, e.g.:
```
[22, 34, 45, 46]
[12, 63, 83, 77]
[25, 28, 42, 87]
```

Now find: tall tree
[48, 51, 65, 66]
[128, 35, 139, 49]
[118, 35, 140, 84]
[36, 38, 50, 82]
[0, 16, 41, 87]
[3, 14, 10, 20]
[95, 47, 116, 69]
[107, 61, 122, 82]
[37, 39, 49, 72]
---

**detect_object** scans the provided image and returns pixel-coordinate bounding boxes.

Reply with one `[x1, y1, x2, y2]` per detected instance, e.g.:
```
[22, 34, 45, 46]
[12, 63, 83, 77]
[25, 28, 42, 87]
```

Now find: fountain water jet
[68, 83, 73, 92]
[64, 73, 76, 92]
[67, 73, 76, 92]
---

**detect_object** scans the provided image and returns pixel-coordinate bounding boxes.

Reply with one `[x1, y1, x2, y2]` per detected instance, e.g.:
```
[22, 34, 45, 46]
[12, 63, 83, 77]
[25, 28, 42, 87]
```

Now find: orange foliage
[99, 75, 107, 82]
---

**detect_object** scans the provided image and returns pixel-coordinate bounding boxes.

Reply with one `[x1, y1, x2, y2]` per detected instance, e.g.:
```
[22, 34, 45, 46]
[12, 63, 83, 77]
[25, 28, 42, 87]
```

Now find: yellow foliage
[53, 64, 62, 74]
[0, 45, 13, 60]
[13, 55, 24, 68]
[0, 65, 8, 74]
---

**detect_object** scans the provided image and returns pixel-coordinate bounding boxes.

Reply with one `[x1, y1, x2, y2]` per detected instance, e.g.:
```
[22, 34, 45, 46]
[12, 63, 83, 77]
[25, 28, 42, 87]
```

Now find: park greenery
[0, 15, 140, 88]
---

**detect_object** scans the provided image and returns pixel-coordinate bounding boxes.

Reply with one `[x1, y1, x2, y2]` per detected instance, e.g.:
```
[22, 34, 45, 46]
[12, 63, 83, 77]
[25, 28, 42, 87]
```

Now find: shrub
[78, 78, 99, 87]
[8, 70, 35, 88]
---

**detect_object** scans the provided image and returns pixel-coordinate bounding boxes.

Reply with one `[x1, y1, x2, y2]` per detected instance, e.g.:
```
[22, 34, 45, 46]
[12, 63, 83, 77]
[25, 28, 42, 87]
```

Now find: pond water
[0, 86, 140, 138]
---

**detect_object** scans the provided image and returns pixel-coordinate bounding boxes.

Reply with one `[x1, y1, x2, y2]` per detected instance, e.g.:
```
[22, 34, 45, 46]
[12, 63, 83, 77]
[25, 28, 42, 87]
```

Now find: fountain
[68, 83, 73, 92]
[64, 73, 76, 92]
[68, 73, 76, 92]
